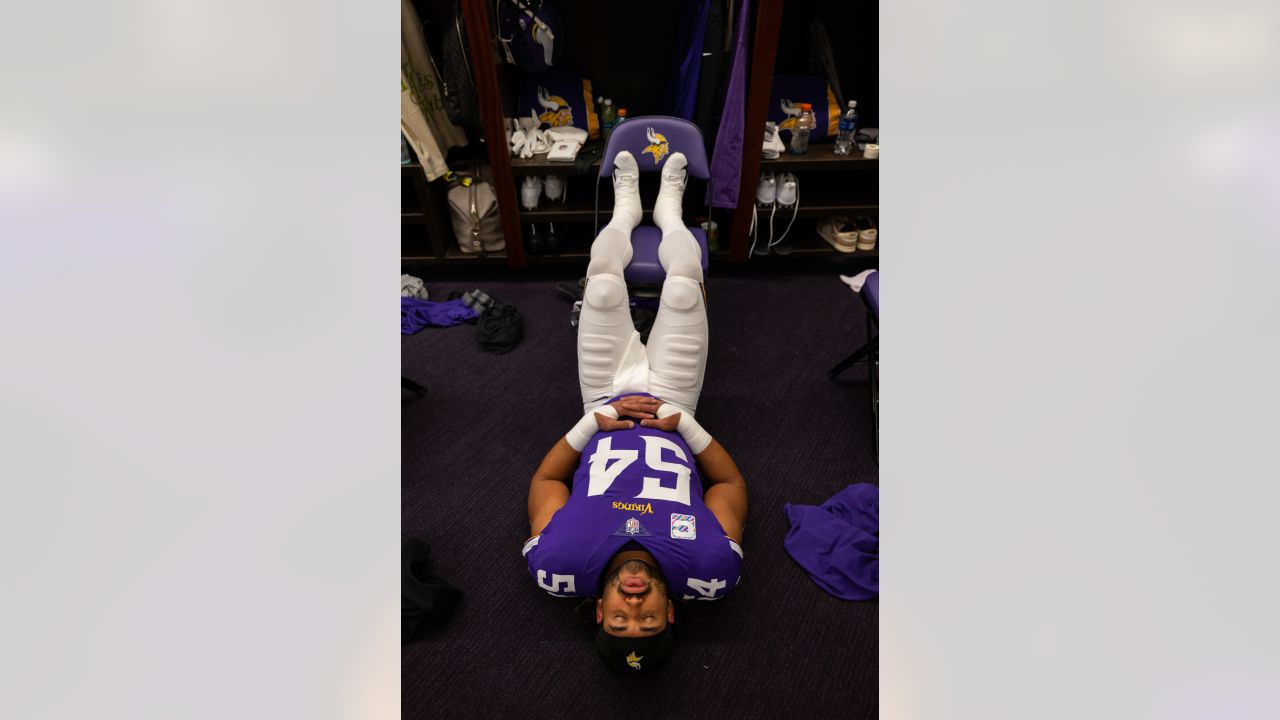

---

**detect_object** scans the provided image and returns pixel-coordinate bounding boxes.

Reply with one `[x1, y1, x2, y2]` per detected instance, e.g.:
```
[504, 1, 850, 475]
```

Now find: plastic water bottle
[790, 103, 815, 155]
[615, 108, 627, 128]
[834, 101, 858, 156]
[601, 99, 617, 142]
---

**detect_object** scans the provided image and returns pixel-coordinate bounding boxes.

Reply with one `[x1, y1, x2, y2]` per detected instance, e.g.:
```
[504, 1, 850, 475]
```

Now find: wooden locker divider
[729, 0, 785, 263]
[461, 0, 526, 267]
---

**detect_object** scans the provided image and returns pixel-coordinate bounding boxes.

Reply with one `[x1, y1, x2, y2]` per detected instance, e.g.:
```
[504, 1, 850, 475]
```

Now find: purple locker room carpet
[402, 273, 877, 719]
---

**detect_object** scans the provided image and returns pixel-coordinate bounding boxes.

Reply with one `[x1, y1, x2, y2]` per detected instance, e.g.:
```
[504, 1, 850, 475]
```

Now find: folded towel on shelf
[762, 121, 785, 159]
[546, 139, 582, 161]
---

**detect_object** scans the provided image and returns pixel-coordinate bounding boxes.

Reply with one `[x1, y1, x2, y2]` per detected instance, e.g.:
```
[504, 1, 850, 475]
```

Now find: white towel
[401, 274, 429, 299]
[838, 270, 877, 293]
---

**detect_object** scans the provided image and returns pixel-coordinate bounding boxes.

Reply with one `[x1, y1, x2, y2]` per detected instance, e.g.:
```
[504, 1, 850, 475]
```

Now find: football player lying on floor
[523, 149, 748, 674]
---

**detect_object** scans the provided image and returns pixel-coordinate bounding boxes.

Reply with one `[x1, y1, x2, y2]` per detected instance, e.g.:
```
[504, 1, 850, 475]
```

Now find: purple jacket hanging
[783, 484, 879, 601]
[707, 0, 751, 208]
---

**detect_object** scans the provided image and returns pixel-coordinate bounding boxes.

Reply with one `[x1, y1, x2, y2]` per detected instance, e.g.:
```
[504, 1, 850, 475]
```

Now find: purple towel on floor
[402, 297, 478, 334]
[783, 484, 879, 601]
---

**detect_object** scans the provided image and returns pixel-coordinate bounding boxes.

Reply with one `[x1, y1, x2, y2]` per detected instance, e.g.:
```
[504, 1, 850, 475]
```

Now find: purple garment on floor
[707, 0, 751, 208]
[401, 297, 478, 334]
[783, 484, 878, 601]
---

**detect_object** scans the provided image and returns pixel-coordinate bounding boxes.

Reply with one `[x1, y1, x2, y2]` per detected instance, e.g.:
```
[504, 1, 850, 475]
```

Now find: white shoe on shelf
[771, 172, 799, 253]
[856, 216, 878, 251]
[544, 174, 565, 203]
[521, 175, 543, 211]
[750, 173, 777, 257]
[776, 172, 797, 207]
[755, 172, 777, 205]
[817, 217, 859, 253]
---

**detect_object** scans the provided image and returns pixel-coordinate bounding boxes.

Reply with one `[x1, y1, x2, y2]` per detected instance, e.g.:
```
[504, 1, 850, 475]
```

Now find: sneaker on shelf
[526, 223, 545, 256]
[544, 174, 565, 203]
[756, 172, 777, 205]
[855, 216, 877, 251]
[776, 172, 797, 207]
[654, 152, 689, 230]
[521, 176, 543, 211]
[750, 172, 778, 257]
[611, 150, 642, 228]
[770, 172, 799, 255]
[545, 222, 561, 255]
[817, 217, 859, 253]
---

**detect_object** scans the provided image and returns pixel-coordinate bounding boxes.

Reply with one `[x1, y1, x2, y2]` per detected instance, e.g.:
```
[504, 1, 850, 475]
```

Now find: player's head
[593, 558, 675, 673]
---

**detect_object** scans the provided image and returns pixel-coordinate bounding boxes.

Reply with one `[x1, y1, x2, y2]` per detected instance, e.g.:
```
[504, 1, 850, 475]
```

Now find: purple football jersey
[524, 420, 743, 602]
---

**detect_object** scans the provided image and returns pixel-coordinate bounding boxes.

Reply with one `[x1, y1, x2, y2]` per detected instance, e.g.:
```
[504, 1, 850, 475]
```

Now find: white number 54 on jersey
[587, 436, 692, 506]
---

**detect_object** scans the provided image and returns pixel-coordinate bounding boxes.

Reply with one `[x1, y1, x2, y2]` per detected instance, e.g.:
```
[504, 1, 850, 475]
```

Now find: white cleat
[521, 175, 543, 211]
[776, 172, 797, 207]
[755, 172, 777, 205]
[653, 152, 688, 229]
[612, 150, 643, 228]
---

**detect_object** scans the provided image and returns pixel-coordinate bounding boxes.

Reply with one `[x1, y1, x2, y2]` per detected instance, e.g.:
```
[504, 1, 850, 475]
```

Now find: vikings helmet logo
[536, 86, 574, 127]
[626, 651, 643, 670]
[778, 97, 801, 131]
[642, 127, 669, 165]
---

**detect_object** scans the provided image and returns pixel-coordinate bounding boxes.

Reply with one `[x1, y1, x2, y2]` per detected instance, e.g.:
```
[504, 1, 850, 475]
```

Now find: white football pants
[577, 216, 707, 416]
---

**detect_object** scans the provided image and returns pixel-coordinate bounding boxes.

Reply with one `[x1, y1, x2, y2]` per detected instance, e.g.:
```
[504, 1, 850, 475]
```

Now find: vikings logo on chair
[670, 513, 696, 540]
[642, 127, 669, 165]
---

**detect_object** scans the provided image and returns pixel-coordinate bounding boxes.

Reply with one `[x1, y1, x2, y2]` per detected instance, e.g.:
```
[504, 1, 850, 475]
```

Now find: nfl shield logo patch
[613, 517, 651, 537]
[670, 514, 696, 540]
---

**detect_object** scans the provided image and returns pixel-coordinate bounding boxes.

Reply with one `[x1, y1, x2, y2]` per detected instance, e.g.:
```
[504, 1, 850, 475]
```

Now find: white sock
[587, 225, 633, 277]
[658, 228, 703, 282]
[653, 153, 688, 233]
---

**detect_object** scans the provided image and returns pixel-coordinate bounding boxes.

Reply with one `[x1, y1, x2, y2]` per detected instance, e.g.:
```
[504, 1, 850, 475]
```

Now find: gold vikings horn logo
[626, 651, 643, 670]
[642, 127, 669, 165]
[536, 86, 574, 127]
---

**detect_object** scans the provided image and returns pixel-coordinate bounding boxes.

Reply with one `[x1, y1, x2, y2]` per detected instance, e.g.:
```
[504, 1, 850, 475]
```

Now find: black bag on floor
[478, 300, 523, 354]
[402, 537, 463, 643]
[451, 289, 526, 354]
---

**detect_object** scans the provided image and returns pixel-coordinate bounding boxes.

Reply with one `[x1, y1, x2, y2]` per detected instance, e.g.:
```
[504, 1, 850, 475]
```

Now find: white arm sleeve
[657, 403, 712, 454]
[565, 405, 618, 451]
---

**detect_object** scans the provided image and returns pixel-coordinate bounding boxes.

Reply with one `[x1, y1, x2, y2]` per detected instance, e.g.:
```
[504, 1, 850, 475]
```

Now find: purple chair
[829, 271, 879, 459]
[593, 116, 711, 285]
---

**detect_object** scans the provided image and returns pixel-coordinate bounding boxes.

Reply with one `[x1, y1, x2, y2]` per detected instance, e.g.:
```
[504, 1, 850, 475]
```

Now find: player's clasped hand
[594, 395, 666, 432]
[639, 413, 680, 432]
